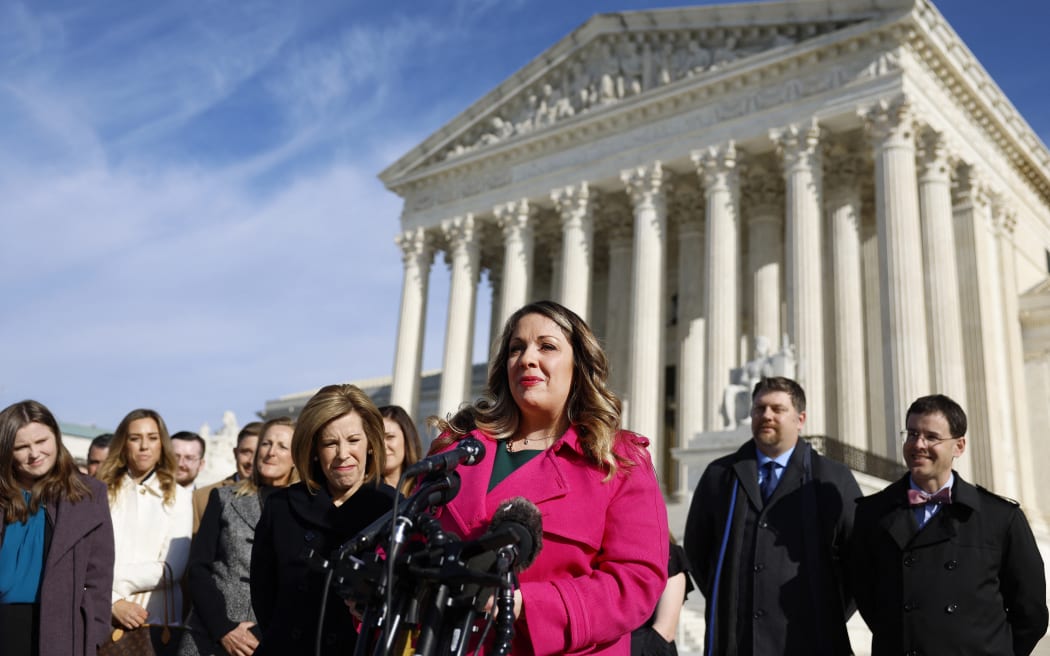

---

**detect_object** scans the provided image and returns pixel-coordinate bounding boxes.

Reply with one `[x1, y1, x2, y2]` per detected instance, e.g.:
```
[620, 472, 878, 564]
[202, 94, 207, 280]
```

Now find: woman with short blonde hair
[251, 385, 394, 655]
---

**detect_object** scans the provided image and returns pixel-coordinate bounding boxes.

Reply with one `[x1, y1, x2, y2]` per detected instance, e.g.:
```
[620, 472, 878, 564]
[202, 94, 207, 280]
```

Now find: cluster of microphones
[306, 437, 544, 656]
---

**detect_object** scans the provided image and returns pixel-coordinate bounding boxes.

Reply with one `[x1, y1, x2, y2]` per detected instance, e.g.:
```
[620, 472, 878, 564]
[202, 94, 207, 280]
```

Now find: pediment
[380, 0, 913, 187]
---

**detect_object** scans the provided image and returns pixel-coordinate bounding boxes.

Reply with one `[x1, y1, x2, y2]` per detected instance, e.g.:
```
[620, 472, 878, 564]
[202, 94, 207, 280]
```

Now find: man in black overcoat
[849, 394, 1048, 655]
[684, 376, 861, 655]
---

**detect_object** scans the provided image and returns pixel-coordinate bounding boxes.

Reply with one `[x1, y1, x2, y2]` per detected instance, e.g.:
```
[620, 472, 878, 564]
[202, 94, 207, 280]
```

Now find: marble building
[377, 0, 1050, 519]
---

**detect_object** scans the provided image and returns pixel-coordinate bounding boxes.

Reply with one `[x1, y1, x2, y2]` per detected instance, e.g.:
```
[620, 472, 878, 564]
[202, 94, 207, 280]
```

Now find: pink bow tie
[908, 488, 952, 507]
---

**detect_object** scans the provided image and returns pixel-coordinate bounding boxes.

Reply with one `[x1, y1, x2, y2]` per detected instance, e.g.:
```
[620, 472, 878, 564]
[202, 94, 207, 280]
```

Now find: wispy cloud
[2, 0, 1047, 436]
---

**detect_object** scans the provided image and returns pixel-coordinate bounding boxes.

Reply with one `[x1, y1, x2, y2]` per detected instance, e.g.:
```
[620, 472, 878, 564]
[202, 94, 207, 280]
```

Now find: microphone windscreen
[458, 436, 486, 465]
[491, 497, 543, 569]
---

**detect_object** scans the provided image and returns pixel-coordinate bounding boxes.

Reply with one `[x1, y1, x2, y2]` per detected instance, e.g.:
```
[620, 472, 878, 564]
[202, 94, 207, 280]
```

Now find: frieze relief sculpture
[439, 25, 845, 161]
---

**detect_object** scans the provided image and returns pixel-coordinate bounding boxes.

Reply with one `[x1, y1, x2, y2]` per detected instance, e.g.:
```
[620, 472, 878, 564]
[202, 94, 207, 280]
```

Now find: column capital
[862, 95, 915, 150]
[770, 118, 821, 174]
[993, 202, 1018, 235]
[823, 138, 864, 205]
[551, 182, 593, 228]
[441, 214, 478, 260]
[916, 128, 951, 184]
[494, 199, 532, 239]
[621, 162, 666, 209]
[598, 194, 634, 242]
[952, 163, 992, 211]
[395, 226, 434, 265]
[692, 141, 739, 193]
[671, 183, 704, 236]
[742, 160, 784, 216]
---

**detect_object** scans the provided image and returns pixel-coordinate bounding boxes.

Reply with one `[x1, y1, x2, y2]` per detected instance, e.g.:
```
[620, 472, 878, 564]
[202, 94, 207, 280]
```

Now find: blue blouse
[0, 491, 46, 603]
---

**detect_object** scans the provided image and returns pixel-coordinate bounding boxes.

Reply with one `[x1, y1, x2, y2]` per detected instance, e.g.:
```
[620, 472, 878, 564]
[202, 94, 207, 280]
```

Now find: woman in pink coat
[430, 300, 669, 655]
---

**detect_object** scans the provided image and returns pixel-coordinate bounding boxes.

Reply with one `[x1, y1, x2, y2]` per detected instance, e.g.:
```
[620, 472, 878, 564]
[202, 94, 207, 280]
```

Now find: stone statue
[196, 410, 241, 487]
[721, 335, 797, 428]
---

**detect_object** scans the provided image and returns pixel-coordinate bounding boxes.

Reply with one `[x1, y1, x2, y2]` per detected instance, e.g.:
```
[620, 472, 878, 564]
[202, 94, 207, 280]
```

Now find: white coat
[110, 473, 193, 625]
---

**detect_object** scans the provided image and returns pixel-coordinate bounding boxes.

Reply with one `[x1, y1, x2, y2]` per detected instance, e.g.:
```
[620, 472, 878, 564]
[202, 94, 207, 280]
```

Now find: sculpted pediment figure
[379, 2, 921, 188]
[430, 18, 862, 164]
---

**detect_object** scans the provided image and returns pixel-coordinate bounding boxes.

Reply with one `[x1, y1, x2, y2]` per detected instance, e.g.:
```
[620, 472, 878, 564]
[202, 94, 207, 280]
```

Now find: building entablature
[381, 0, 1050, 232]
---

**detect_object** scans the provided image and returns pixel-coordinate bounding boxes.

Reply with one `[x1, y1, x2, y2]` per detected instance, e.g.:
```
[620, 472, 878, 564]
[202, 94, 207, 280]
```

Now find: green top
[488, 441, 544, 491]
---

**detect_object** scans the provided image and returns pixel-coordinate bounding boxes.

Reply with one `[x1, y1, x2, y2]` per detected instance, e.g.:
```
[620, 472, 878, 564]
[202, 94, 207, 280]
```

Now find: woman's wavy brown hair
[432, 300, 628, 478]
[292, 384, 385, 496]
[97, 408, 179, 506]
[0, 400, 92, 523]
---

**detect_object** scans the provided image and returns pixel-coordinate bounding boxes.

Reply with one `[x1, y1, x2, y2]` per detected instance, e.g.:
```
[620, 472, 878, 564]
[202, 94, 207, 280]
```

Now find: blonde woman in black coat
[250, 385, 395, 656]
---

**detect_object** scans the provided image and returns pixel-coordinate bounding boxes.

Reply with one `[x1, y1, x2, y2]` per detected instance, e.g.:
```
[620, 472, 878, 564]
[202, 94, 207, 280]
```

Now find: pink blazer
[437, 427, 669, 655]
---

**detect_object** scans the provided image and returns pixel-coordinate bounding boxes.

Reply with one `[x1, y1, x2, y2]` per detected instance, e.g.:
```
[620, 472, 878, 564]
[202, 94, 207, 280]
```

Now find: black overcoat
[683, 439, 860, 656]
[249, 481, 395, 656]
[849, 472, 1048, 656]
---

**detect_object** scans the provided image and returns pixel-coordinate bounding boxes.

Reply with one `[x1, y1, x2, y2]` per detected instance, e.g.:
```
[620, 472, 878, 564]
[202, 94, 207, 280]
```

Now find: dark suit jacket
[0, 475, 115, 656]
[250, 481, 395, 656]
[850, 473, 1048, 656]
[684, 439, 860, 656]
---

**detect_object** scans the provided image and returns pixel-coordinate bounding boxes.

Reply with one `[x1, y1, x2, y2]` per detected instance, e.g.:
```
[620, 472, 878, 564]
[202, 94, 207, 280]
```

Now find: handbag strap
[156, 562, 175, 643]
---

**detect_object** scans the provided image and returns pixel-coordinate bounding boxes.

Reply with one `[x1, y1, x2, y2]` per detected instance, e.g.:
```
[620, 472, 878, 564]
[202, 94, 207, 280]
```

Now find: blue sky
[2, 0, 1048, 435]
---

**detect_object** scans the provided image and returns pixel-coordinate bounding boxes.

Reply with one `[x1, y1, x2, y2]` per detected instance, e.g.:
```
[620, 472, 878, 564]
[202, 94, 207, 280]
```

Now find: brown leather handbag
[99, 563, 187, 656]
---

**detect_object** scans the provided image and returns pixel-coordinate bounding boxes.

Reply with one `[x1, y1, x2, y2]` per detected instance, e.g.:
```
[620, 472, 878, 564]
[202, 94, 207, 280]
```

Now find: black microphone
[337, 471, 462, 558]
[402, 436, 486, 478]
[460, 496, 543, 571]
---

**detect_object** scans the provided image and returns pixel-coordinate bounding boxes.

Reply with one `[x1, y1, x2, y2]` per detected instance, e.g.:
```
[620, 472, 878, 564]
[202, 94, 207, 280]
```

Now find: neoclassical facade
[379, 0, 1050, 518]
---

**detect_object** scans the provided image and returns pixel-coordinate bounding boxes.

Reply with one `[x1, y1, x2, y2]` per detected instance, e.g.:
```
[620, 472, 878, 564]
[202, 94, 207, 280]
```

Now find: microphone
[460, 496, 543, 571]
[336, 471, 461, 558]
[402, 436, 486, 478]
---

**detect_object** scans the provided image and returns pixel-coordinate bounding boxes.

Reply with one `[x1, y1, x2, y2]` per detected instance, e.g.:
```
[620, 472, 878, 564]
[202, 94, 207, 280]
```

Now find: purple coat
[1, 474, 115, 656]
[437, 427, 669, 655]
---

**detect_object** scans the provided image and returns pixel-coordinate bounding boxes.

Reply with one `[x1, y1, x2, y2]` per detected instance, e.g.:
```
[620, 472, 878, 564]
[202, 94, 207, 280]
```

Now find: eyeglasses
[175, 454, 201, 463]
[899, 430, 960, 446]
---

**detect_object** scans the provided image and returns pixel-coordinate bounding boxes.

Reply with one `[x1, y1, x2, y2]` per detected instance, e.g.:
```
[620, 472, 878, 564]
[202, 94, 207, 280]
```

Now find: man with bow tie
[849, 394, 1048, 655]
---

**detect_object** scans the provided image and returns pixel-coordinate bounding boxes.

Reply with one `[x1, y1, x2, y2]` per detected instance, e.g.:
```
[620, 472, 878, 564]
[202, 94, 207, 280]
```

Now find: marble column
[916, 130, 968, 405]
[824, 141, 867, 449]
[693, 142, 741, 430]
[552, 182, 594, 320]
[743, 160, 783, 350]
[995, 205, 1029, 503]
[861, 218, 890, 456]
[530, 211, 557, 302]
[487, 263, 503, 350]
[390, 226, 433, 416]
[864, 98, 930, 444]
[674, 184, 705, 498]
[494, 199, 533, 328]
[621, 162, 667, 460]
[772, 119, 826, 435]
[952, 167, 1007, 488]
[438, 214, 480, 416]
[604, 201, 634, 406]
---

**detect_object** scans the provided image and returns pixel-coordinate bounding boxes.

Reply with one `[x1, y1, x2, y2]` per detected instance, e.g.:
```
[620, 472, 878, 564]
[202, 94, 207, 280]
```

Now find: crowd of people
[1, 299, 1048, 655]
